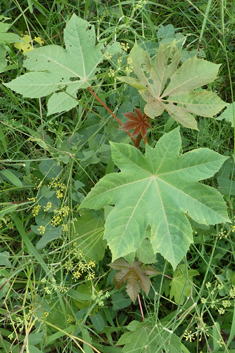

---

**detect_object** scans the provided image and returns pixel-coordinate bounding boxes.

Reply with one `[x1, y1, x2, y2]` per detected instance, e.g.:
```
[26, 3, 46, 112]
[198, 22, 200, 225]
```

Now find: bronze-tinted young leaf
[109, 259, 157, 303]
[120, 108, 151, 138]
[118, 41, 227, 130]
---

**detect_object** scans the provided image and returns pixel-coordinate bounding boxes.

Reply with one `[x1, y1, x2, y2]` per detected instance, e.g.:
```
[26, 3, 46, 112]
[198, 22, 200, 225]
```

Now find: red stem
[135, 133, 142, 149]
[88, 86, 135, 144]
[138, 294, 145, 321]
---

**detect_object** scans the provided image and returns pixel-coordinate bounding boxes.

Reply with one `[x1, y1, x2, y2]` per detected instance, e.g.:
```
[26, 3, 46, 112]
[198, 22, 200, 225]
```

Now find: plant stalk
[135, 133, 142, 148]
[88, 86, 136, 143]
[138, 294, 145, 321]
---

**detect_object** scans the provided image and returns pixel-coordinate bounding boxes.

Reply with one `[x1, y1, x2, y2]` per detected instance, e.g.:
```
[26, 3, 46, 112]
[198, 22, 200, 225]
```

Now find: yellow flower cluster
[51, 205, 70, 226]
[121, 42, 130, 52]
[72, 259, 96, 281]
[0, 210, 14, 230]
[230, 286, 235, 298]
[73, 270, 81, 280]
[51, 178, 66, 199]
[127, 57, 133, 64]
[104, 52, 112, 60]
[32, 204, 41, 216]
[62, 224, 68, 232]
[65, 259, 73, 271]
[61, 206, 69, 216]
[201, 280, 235, 318]
[135, 0, 147, 10]
[37, 225, 46, 234]
[218, 307, 225, 315]
[183, 330, 195, 342]
[91, 290, 110, 307]
[64, 245, 96, 281]
[58, 283, 68, 293]
[218, 228, 228, 239]
[44, 202, 52, 212]
[86, 272, 95, 280]
[67, 314, 75, 324]
[38, 311, 49, 322]
[108, 68, 115, 77]
[71, 243, 83, 258]
[51, 214, 61, 226]
[125, 65, 133, 74]
[222, 300, 231, 308]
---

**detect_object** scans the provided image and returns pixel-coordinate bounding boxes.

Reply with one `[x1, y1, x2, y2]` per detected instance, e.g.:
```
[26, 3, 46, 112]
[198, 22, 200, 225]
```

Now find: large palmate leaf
[118, 42, 227, 130]
[79, 128, 229, 269]
[4, 15, 120, 115]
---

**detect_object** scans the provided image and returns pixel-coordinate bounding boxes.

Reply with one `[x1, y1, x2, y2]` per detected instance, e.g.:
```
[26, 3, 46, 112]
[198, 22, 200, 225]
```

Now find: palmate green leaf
[79, 128, 229, 270]
[116, 319, 182, 353]
[217, 158, 235, 196]
[4, 15, 120, 115]
[73, 211, 106, 263]
[170, 264, 199, 304]
[217, 102, 235, 127]
[118, 42, 227, 130]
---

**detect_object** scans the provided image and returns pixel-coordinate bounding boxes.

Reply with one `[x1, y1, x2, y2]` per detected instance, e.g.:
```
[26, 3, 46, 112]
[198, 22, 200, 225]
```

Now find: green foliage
[116, 319, 182, 352]
[73, 211, 106, 263]
[0, 168, 22, 187]
[170, 264, 199, 304]
[4, 14, 121, 115]
[1, 2, 235, 353]
[217, 157, 235, 196]
[217, 102, 235, 126]
[73, 281, 98, 310]
[0, 16, 20, 72]
[118, 41, 227, 130]
[80, 127, 229, 269]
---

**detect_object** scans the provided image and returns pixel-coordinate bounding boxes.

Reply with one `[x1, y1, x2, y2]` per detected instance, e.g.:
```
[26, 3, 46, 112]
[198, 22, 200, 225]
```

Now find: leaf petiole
[88, 86, 136, 144]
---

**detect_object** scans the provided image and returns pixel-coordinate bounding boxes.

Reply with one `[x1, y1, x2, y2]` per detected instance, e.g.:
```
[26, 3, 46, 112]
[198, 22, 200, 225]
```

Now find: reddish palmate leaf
[109, 259, 157, 303]
[120, 108, 151, 138]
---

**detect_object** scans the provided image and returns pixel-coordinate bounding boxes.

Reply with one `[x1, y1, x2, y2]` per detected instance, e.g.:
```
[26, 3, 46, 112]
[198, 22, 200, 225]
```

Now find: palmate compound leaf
[109, 259, 157, 303]
[4, 15, 120, 115]
[118, 41, 227, 130]
[79, 128, 229, 270]
[117, 319, 182, 353]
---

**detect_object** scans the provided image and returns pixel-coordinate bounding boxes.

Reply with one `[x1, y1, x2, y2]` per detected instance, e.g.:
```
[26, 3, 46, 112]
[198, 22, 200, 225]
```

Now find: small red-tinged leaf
[109, 258, 130, 270]
[109, 259, 157, 303]
[142, 265, 159, 276]
[120, 108, 151, 138]
[126, 277, 140, 303]
[137, 272, 151, 295]
[113, 270, 129, 289]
